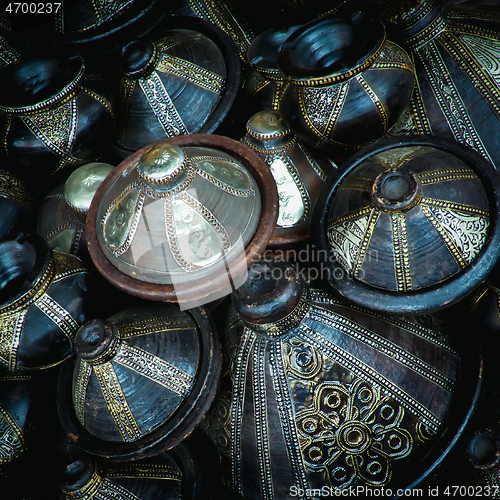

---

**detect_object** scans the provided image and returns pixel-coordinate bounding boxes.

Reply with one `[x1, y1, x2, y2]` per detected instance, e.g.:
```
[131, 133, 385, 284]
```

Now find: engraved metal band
[417, 167, 476, 185]
[52, 251, 88, 282]
[279, 153, 311, 221]
[243, 285, 312, 336]
[286, 35, 386, 86]
[230, 328, 255, 493]
[0, 402, 25, 462]
[114, 343, 194, 398]
[241, 136, 296, 157]
[81, 87, 116, 123]
[74, 359, 92, 426]
[0, 61, 85, 114]
[391, 213, 412, 292]
[101, 462, 181, 480]
[62, 470, 103, 499]
[298, 323, 443, 432]
[0, 310, 27, 371]
[269, 338, 311, 497]
[138, 164, 196, 198]
[93, 362, 143, 442]
[0, 169, 35, 210]
[139, 72, 188, 137]
[403, 10, 449, 51]
[157, 54, 225, 94]
[125, 43, 160, 80]
[253, 336, 273, 499]
[119, 316, 195, 339]
[356, 74, 389, 134]
[36, 293, 80, 342]
[0, 36, 19, 65]
[311, 289, 458, 352]
[417, 41, 493, 163]
[297, 142, 328, 181]
[309, 304, 456, 391]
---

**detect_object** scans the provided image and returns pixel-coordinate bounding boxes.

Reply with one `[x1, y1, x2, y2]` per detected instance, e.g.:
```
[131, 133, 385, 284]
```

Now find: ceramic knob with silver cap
[241, 109, 337, 248]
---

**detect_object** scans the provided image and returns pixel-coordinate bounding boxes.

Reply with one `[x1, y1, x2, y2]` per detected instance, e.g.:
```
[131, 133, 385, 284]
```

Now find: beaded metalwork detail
[93, 363, 143, 442]
[118, 316, 196, 339]
[370, 41, 414, 73]
[22, 98, 81, 173]
[243, 285, 312, 337]
[92, 0, 134, 25]
[298, 323, 443, 432]
[0, 169, 35, 210]
[35, 293, 80, 343]
[404, 10, 449, 51]
[417, 167, 476, 185]
[74, 359, 92, 426]
[417, 41, 492, 163]
[420, 203, 489, 268]
[309, 305, 455, 392]
[391, 213, 412, 292]
[327, 209, 380, 278]
[310, 290, 457, 352]
[230, 328, 255, 494]
[254, 336, 273, 499]
[157, 54, 225, 94]
[117, 79, 136, 146]
[0, 311, 30, 369]
[52, 251, 88, 282]
[355, 74, 389, 135]
[64, 474, 142, 500]
[82, 87, 115, 122]
[241, 136, 296, 157]
[269, 338, 311, 494]
[0, 402, 24, 463]
[440, 31, 500, 118]
[0, 36, 19, 66]
[164, 190, 230, 272]
[114, 343, 194, 398]
[101, 461, 181, 480]
[296, 379, 413, 488]
[408, 76, 433, 134]
[299, 80, 350, 147]
[192, 156, 255, 197]
[139, 72, 188, 137]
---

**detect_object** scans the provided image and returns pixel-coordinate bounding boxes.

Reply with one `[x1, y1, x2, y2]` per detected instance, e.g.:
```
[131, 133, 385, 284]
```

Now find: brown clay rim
[86, 133, 279, 304]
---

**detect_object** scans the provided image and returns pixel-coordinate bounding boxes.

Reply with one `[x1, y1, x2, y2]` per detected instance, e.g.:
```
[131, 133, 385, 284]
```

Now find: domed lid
[59, 303, 220, 460]
[213, 258, 480, 494]
[0, 48, 85, 114]
[313, 135, 500, 314]
[244, 109, 292, 143]
[64, 162, 114, 214]
[277, 12, 386, 85]
[87, 134, 278, 305]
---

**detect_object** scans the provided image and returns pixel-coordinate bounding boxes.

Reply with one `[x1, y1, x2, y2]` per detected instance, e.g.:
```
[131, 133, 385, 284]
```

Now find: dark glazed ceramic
[277, 12, 415, 151]
[57, 304, 221, 462]
[202, 258, 482, 498]
[312, 135, 500, 315]
[380, 0, 500, 170]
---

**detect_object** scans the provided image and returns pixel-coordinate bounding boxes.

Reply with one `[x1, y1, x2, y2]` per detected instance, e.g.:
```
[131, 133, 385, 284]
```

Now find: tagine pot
[57, 303, 220, 461]
[0, 47, 115, 190]
[37, 162, 114, 266]
[241, 109, 337, 248]
[277, 11, 415, 152]
[201, 258, 482, 498]
[0, 234, 89, 372]
[380, 0, 500, 169]
[86, 133, 278, 307]
[113, 16, 241, 159]
[312, 135, 500, 315]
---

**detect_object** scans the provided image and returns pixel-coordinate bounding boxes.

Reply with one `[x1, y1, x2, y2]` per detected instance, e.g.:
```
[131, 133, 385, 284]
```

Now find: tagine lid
[0, 47, 85, 114]
[313, 135, 500, 314]
[58, 303, 221, 461]
[87, 134, 279, 304]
